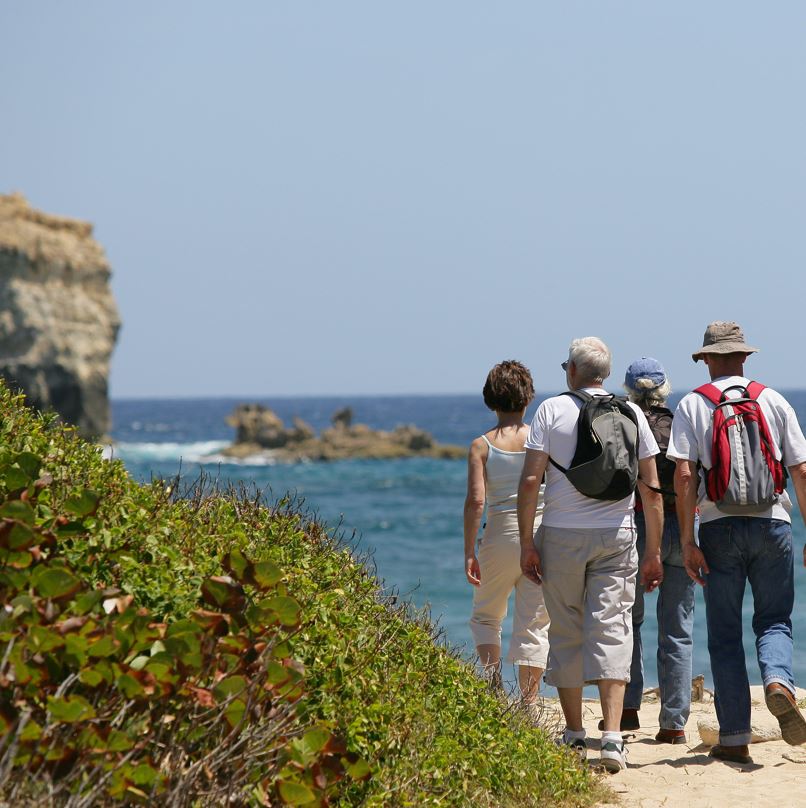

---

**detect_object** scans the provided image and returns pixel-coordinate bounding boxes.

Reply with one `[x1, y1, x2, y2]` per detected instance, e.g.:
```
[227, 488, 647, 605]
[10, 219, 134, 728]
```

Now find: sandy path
[560, 686, 806, 808]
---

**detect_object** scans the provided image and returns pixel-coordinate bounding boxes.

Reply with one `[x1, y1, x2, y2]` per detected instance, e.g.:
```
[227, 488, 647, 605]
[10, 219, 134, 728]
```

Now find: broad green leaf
[0, 500, 35, 524]
[19, 719, 42, 741]
[47, 695, 96, 723]
[107, 729, 134, 752]
[88, 635, 118, 658]
[64, 489, 100, 517]
[15, 452, 41, 479]
[8, 523, 36, 550]
[73, 590, 103, 615]
[345, 757, 372, 780]
[129, 762, 159, 786]
[265, 661, 292, 686]
[33, 566, 81, 599]
[213, 675, 248, 701]
[116, 674, 145, 698]
[301, 727, 330, 756]
[223, 547, 253, 584]
[78, 668, 104, 687]
[262, 595, 301, 627]
[224, 698, 247, 729]
[201, 576, 245, 613]
[277, 780, 317, 805]
[3, 466, 29, 491]
[253, 560, 283, 589]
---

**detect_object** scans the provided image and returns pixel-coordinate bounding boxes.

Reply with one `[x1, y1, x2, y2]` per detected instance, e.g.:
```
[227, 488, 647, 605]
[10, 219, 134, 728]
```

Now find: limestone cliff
[0, 193, 120, 438]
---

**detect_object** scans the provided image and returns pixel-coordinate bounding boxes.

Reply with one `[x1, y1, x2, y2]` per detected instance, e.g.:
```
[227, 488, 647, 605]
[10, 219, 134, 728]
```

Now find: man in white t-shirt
[668, 321, 806, 765]
[518, 337, 664, 773]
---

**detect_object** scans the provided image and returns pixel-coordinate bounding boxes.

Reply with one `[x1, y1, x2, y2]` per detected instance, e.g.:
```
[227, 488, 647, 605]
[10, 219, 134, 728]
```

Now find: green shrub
[0, 387, 599, 806]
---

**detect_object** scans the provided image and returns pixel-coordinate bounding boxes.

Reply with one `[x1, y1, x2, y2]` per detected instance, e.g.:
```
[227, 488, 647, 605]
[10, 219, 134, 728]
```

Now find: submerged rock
[223, 404, 464, 461]
[0, 193, 120, 438]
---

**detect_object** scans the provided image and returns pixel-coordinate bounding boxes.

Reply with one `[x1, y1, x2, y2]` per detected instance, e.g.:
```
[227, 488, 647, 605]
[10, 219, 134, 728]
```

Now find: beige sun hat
[692, 321, 759, 362]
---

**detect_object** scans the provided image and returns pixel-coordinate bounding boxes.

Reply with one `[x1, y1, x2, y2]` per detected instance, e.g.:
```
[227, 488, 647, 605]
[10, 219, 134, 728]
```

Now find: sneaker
[600, 740, 628, 773]
[557, 730, 587, 762]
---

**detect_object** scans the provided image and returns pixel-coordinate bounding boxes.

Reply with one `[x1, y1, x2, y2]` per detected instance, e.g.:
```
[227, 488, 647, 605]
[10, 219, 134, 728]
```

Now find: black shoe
[597, 708, 640, 732]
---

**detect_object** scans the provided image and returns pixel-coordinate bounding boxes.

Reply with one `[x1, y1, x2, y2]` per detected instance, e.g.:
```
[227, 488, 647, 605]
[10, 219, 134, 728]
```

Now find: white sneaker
[557, 730, 587, 762]
[600, 739, 628, 773]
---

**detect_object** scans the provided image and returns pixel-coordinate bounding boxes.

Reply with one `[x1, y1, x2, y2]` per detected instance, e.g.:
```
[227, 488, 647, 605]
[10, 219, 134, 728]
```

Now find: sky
[2, 3, 805, 398]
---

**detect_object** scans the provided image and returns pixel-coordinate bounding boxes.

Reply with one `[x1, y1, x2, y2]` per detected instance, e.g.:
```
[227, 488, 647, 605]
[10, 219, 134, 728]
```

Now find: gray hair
[568, 337, 611, 385]
[623, 377, 672, 407]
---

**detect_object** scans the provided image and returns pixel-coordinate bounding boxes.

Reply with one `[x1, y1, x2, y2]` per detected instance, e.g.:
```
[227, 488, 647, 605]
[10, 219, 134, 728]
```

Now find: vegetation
[0, 385, 599, 806]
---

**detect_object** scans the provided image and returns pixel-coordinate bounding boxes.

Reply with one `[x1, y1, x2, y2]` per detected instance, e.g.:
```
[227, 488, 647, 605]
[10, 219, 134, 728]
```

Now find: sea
[109, 392, 806, 691]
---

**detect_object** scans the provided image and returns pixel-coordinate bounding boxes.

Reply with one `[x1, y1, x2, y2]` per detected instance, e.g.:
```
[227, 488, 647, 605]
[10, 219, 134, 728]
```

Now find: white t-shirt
[525, 388, 659, 529]
[667, 376, 806, 524]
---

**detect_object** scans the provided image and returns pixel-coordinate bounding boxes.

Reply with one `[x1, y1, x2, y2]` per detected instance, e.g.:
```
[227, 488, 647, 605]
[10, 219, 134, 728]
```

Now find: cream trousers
[469, 510, 550, 667]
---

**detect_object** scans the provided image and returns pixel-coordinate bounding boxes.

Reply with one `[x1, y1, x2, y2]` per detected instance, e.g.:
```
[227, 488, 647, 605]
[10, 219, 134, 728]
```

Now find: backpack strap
[548, 390, 594, 473]
[746, 381, 766, 400]
[694, 383, 722, 405]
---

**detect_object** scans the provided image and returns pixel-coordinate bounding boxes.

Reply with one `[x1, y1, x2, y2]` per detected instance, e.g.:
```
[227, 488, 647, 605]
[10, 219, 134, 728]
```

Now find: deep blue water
[110, 392, 806, 690]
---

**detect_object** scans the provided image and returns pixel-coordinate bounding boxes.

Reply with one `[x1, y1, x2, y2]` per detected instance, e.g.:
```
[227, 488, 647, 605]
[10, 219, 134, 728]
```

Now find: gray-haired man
[518, 336, 664, 772]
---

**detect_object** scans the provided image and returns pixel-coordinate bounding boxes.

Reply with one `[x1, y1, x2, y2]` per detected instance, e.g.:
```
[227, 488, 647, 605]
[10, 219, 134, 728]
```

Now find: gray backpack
[549, 391, 640, 500]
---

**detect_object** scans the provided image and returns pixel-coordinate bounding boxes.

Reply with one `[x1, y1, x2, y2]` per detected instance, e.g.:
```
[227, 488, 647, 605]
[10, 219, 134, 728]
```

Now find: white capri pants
[469, 511, 550, 667]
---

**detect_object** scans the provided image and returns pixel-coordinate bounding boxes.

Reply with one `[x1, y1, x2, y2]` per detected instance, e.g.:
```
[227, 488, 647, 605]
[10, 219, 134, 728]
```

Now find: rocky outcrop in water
[0, 193, 120, 438]
[224, 404, 464, 461]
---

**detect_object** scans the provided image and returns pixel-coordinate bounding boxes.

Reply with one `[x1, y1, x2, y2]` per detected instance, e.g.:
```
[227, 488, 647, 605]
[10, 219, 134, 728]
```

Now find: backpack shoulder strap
[562, 390, 592, 404]
[694, 383, 722, 405]
[746, 381, 766, 401]
[548, 390, 591, 474]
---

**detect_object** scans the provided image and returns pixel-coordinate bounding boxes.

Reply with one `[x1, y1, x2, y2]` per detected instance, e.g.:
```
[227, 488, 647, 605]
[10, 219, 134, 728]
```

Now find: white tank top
[481, 435, 544, 515]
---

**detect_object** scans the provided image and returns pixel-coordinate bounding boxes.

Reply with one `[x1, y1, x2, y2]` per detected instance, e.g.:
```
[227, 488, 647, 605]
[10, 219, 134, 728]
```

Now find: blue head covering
[624, 357, 666, 390]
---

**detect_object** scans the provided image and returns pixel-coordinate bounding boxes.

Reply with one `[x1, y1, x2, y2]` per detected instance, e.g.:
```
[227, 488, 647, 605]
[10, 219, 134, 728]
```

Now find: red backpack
[695, 381, 786, 513]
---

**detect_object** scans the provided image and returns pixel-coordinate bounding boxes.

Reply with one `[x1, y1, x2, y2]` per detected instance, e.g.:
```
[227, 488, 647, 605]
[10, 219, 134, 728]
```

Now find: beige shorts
[535, 523, 637, 687]
[469, 510, 550, 667]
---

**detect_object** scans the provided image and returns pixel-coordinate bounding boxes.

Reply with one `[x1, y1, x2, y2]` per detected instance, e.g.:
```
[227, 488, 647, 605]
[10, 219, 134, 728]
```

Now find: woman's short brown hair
[483, 360, 534, 413]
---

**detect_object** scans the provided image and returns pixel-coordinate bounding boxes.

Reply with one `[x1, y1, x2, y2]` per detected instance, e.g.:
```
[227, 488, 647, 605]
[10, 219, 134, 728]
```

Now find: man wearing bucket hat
[667, 321, 806, 764]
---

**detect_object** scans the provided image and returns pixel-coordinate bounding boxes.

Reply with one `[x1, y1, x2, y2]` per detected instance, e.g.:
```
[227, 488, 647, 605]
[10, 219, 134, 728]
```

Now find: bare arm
[636, 456, 664, 592]
[787, 461, 806, 568]
[517, 449, 549, 584]
[675, 459, 709, 585]
[463, 438, 487, 585]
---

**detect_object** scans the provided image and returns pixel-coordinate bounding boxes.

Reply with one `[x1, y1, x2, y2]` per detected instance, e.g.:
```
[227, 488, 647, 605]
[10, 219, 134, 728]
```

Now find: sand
[561, 685, 806, 808]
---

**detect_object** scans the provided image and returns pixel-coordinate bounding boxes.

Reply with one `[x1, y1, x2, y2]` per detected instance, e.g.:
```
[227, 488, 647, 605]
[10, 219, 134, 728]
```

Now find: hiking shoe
[655, 728, 687, 745]
[709, 744, 752, 765]
[765, 683, 806, 746]
[600, 740, 628, 773]
[597, 708, 640, 732]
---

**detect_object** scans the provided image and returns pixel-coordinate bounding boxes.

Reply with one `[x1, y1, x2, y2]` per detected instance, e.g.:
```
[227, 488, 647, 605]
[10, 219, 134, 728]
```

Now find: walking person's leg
[537, 525, 588, 757]
[584, 524, 637, 772]
[620, 517, 646, 731]
[746, 518, 806, 745]
[656, 515, 695, 741]
[698, 517, 753, 760]
[510, 566, 549, 703]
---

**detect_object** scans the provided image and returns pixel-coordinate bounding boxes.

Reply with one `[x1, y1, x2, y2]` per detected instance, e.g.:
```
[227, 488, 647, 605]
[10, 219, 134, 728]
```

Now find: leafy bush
[0, 387, 599, 806]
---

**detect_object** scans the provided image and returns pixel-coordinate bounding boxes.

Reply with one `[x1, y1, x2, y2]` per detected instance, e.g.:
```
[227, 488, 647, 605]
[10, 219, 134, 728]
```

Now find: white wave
[108, 440, 233, 464]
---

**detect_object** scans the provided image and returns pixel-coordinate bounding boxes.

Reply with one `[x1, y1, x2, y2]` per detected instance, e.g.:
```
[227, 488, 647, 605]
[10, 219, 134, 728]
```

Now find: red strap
[694, 383, 722, 404]
[746, 381, 766, 401]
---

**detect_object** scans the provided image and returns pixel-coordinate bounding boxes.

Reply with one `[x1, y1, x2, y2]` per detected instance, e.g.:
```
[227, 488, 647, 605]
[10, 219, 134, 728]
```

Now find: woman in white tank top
[464, 361, 549, 703]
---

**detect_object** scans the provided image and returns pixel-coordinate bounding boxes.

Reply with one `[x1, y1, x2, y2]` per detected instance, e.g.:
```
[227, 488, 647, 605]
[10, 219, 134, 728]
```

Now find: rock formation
[224, 405, 464, 461]
[0, 193, 120, 438]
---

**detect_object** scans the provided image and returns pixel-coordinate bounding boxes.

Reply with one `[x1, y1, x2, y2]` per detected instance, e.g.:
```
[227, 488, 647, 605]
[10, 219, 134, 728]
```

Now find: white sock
[563, 727, 586, 741]
[601, 731, 623, 747]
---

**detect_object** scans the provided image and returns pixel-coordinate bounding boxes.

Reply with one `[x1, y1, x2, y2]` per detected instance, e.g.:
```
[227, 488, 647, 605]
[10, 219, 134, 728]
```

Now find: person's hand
[465, 554, 481, 586]
[683, 543, 709, 586]
[520, 545, 542, 585]
[640, 554, 664, 593]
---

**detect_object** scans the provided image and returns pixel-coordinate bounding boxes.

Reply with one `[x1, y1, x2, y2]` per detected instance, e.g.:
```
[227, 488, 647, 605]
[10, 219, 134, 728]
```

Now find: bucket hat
[624, 357, 666, 390]
[692, 321, 759, 362]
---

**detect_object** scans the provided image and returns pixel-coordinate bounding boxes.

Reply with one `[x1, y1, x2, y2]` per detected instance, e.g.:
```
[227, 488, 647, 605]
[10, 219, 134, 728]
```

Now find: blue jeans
[624, 512, 696, 730]
[698, 516, 795, 747]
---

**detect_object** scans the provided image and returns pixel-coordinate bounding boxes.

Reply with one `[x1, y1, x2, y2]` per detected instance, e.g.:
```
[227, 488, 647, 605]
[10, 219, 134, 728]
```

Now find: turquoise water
[110, 394, 806, 689]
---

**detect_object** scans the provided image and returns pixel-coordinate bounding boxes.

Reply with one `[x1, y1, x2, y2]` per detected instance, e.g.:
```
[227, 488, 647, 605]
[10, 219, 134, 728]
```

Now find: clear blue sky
[2, 3, 805, 398]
